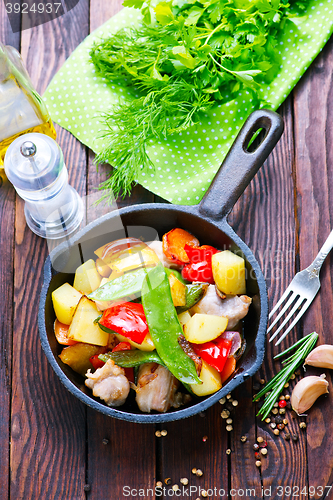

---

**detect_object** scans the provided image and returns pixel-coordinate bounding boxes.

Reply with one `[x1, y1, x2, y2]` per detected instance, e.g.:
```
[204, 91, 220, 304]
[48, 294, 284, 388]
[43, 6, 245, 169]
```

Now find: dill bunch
[90, 0, 307, 200]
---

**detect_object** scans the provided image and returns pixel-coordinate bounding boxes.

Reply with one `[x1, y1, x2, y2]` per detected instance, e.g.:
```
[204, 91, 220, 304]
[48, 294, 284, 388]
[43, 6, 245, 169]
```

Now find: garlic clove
[304, 344, 333, 369]
[290, 375, 329, 415]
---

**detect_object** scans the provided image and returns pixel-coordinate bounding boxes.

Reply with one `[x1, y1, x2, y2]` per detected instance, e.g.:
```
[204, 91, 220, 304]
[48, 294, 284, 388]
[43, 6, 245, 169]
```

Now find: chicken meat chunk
[190, 284, 252, 329]
[85, 359, 130, 407]
[135, 363, 183, 413]
[148, 240, 182, 270]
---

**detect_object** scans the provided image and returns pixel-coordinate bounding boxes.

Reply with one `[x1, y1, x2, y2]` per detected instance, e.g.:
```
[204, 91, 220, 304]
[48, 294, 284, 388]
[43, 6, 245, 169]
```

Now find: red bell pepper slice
[112, 341, 134, 382]
[100, 302, 149, 345]
[89, 354, 105, 370]
[182, 244, 219, 284]
[112, 342, 132, 352]
[192, 338, 232, 373]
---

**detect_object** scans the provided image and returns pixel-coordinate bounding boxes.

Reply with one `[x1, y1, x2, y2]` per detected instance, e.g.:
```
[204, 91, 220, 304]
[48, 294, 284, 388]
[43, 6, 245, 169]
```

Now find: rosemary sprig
[253, 332, 318, 420]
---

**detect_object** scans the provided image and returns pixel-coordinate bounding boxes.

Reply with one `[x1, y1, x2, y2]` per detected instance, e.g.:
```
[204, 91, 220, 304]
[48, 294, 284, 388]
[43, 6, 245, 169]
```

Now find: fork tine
[267, 292, 299, 334]
[268, 296, 306, 343]
[274, 299, 312, 346]
[268, 287, 293, 320]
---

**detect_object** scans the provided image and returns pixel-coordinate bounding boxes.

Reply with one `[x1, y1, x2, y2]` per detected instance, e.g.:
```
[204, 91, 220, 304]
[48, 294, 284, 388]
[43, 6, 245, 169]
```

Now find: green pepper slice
[164, 267, 187, 284]
[142, 263, 201, 385]
[99, 349, 165, 367]
[88, 267, 149, 301]
[176, 282, 209, 314]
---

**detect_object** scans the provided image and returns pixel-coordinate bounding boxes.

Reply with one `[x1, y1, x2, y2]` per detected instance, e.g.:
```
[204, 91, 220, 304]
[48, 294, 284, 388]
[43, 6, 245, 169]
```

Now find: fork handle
[307, 229, 333, 277]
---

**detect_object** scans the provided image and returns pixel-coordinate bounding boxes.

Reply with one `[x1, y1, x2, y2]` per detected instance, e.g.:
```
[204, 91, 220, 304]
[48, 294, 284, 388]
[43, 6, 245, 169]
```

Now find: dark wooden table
[1, 1, 333, 499]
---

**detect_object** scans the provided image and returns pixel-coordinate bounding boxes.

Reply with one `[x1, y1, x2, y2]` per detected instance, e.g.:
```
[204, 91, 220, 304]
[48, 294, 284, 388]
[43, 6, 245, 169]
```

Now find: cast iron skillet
[39, 109, 284, 423]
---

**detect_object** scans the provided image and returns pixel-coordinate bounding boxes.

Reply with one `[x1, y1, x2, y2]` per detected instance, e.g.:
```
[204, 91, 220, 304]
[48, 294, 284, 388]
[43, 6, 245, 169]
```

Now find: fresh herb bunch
[253, 332, 318, 420]
[90, 0, 307, 200]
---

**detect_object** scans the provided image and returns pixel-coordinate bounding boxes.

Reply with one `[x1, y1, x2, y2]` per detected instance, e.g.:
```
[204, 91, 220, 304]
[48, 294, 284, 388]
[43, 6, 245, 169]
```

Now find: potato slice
[183, 313, 228, 343]
[178, 310, 191, 327]
[52, 283, 82, 325]
[212, 250, 246, 295]
[115, 332, 155, 352]
[109, 247, 159, 274]
[168, 273, 186, 307]
[68, 296, 109, 346]
[190, 360, 222, 396]
[73, 259, 102, 295]
[59, 343, 100, 376]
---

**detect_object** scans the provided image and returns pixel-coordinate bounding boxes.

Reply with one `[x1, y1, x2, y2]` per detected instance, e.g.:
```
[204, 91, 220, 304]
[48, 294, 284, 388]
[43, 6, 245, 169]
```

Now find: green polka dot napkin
[44, 1, 333, 205]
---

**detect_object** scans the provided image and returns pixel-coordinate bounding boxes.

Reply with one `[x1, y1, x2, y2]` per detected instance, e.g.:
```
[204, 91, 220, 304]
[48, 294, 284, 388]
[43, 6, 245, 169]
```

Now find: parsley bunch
[90, 0, 306, 200]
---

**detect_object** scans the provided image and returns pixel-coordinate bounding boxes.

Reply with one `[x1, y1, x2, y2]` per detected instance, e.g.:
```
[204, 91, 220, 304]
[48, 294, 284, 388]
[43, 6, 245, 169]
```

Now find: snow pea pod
[98, 349, 165, 367]
[142, 263, 201, 386]
[88, 267, 149, 301]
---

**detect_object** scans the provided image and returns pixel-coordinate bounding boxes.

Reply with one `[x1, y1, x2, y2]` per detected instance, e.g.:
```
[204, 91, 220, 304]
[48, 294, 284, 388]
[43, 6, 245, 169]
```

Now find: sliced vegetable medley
[51, 228, 251, 413]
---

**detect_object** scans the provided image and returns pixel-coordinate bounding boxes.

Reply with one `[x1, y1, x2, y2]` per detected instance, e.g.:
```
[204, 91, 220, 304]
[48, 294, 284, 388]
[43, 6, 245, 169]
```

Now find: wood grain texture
[294, 37, 333, 499]
[10, 3, 90, 500]
[0, 5, 20, 494]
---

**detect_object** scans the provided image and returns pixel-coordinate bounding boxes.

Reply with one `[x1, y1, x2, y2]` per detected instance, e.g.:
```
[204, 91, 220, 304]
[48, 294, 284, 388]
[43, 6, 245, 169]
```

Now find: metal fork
[268, 229, 333, 345]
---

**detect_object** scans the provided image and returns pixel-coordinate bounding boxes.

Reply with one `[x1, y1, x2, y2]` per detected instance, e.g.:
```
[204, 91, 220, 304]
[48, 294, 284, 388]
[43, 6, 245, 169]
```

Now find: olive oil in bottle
[0, 43, 56, 167]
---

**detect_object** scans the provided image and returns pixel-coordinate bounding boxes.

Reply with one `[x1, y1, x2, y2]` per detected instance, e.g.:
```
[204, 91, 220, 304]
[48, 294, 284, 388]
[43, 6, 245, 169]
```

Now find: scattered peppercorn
[283, 419, 288, 426]
[226, 402, 234, 412]
[253, 382, 261, 391]
[275, 415, 283, 424]
[270, 423, 277, 429]
[253, 443, 260, 451]
[260, 440, 268, 448]
[290, 373, 296, 380]
[254, 451, 260, 459]
[156, 481, 163, 488]
[219, 397, 226, 405]
[161, 430, 168, 436]
[285, 394, 290, 401]
[192, 468, 197, 475]
[226, 425, 233, 432]
[226, 418, 233, 424]
[279, 408, 286, 415]
[172, 484, 179, 491]
[286, 401, 292, 410]
[299, 422, 307, 430]
[295, 369, 301, 376]
[273, 402, 279, 408]
[180, 478, 189, 486]
[273, 429, 280, 436]
[257, 436, 264, 443]
[102, 438, 109, 445]
[202, 436, 208, 442]
[196, 469, 203, 477]
[240, 436, 247, 443]
[261, 448, 268, 456]
[272, 408, 278, 415]
[226, 393, 232, 399]
[226, 449, 231, 455]
[232, 400, 239, 407]
[284, 433, 291, 441]
[292, 434, 298, 442]
[155, 431, 162, 437]
[201, 490, 208, 498]
[277, 424, 285, 430]
[255, 460, 262, 467]
[279, 395, 286, 401]
[278, 400, 287, 408]
[265, 417, 271, 424]
[260, 378, 266, 385]
[84, 485, 91, 492]
[221, 410, 230, 419]
[284, 382, 289, 388]
[165, 478, 172, 485]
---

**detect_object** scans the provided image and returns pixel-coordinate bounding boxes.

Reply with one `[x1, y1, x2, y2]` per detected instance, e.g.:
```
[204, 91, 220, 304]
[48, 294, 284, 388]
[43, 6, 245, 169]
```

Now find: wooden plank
[10, 3, 90, 499]
[85, 3, 156, 499]
[294, 37, 333, 499]
[0, 7, 20, 497]
[158, 405, 229, 499]
[228, 98, 302, 495]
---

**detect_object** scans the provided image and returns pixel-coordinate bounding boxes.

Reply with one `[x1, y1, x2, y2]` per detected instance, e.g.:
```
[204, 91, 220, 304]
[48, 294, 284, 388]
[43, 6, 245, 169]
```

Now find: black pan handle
[198, 109, 284, 220]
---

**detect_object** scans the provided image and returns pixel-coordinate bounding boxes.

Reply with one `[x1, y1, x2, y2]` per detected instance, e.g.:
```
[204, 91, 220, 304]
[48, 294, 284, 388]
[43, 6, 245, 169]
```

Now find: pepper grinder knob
[20, 141, 37, 158]
[4, 133, 83, 239]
